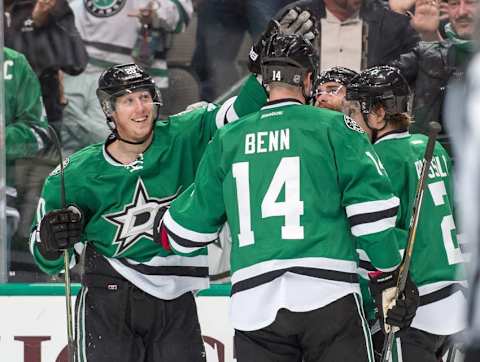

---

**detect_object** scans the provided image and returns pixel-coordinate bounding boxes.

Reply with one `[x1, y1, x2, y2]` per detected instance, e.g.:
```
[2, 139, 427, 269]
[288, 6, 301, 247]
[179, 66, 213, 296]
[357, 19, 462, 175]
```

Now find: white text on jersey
[245, 128, 290, 155]
[414, 155, 449, 179]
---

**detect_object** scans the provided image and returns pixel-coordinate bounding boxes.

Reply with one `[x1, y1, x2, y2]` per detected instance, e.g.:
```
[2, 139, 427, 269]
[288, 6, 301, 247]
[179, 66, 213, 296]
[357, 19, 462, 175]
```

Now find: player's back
[373, 132, 465, 286]
[217, 100, 374, 272]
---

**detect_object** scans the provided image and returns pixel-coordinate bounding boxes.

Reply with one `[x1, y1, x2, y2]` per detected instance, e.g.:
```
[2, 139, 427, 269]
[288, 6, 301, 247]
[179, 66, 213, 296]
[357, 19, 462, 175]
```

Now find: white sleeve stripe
[215, 96, 237, 129]
[226, 102, 239, 123]
[376, 263, 400, 273]
[31, 128, 45, 151]
[356, 248, 405, 262]
[169, 235, 204, 254]
[346, 197, 400, 217]
[163, 210, 218, 243]
[351, 216, 397, 237]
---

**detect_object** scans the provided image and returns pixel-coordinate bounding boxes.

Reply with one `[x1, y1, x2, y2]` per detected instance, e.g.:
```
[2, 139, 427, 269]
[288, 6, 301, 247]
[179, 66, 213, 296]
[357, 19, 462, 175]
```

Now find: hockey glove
[39, 208, 83, 259]
[248, 6, 317, 74]
[369, 269, 420, 334]
[153, 205, 171, 251]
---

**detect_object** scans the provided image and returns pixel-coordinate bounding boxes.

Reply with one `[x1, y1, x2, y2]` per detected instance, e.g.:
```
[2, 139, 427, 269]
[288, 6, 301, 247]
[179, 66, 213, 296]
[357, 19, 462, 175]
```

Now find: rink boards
[0, 283, 233, 362]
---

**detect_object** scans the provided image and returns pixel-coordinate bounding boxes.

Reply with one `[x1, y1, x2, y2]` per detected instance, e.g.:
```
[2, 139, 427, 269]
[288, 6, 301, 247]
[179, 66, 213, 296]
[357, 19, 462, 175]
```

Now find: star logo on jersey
[84, 0, 126, 18]
[103, 178, 179, 256]
[344, 115, 365, 133]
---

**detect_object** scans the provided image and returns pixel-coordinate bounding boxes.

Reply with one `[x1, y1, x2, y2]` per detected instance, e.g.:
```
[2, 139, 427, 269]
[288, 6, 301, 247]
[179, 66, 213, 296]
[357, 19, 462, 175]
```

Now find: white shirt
[320, 9, 363, 72]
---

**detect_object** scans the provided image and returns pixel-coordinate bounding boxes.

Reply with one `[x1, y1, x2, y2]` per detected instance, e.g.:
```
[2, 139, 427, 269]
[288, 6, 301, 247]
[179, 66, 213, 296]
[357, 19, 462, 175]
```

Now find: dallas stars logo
[103, 178, 179, 256]
[84, 0, 126, 18]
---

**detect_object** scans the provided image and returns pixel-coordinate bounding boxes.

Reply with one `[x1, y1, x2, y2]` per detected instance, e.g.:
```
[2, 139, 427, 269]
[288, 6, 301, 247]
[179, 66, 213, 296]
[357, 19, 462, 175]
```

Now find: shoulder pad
[344, 115, 365, 134]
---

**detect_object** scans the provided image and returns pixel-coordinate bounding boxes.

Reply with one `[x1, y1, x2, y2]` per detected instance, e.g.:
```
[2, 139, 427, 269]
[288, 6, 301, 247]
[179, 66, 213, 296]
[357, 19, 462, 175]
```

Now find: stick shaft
[380, 122, 441, 362]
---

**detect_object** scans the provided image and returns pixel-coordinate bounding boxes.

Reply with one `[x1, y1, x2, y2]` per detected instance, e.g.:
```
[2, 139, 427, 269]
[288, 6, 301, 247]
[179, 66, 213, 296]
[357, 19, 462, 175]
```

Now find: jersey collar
[374, 128, 410, 145]
[262, 98, 303, 110]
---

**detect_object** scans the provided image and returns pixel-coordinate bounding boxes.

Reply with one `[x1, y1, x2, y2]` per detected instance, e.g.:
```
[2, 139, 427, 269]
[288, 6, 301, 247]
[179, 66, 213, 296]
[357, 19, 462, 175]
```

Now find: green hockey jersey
[30, 75, 267, 300]
[5, 47, 48, 185]
[164, 100, 403, 331]
[361, 130, 467, 335]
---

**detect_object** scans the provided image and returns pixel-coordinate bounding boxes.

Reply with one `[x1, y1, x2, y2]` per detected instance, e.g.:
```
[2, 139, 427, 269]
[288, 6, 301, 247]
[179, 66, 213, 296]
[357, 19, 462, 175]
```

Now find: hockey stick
[47, 126, 75, 362]
[380, 121, 442, 362]
[446, 344, 458, 362]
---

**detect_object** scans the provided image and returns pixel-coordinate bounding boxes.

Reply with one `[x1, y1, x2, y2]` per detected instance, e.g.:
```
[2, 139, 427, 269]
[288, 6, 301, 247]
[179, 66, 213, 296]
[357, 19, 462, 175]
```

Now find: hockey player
[156, 33, 419, 362]
[30, 64, 268, 361]
[346, 65, 467, 362]
[30, 7, 319, 360]
[315, 66, 358, 111]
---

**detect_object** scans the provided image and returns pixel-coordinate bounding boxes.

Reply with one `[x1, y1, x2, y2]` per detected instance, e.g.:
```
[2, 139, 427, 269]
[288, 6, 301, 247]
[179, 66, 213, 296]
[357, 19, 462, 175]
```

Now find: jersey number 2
[232, 157, 304, 247]
[427, 180, 463, 265]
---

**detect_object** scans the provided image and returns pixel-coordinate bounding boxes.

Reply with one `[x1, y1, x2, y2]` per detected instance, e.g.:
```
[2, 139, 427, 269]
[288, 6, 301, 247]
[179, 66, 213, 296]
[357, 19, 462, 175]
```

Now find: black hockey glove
[153, 205, 171, 251]
[369, 269, 420, 334]
[248, 5, 318, 74]
[39, 208, 83, 258]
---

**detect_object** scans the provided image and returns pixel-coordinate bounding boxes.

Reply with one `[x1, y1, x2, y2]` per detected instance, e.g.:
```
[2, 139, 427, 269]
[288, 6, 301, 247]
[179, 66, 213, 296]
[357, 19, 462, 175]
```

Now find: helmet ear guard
[346, 66, 411, 116]
[261, 58, 310, 87]
[260, 33, 319, 103]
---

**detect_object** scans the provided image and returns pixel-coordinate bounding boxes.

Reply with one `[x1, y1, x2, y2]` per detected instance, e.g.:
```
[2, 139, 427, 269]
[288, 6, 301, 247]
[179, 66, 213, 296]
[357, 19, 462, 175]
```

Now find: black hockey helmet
[346, 65, 410, 116]
[261, 33, 319, 102]
[96, 63, 162, 130]
[318, 66, 358, 87]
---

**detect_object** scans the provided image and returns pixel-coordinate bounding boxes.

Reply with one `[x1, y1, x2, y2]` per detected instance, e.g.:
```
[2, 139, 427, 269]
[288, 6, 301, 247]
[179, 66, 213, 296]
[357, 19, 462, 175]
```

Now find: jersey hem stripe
[117, 258, 208, 277]
[231, 266, 359, 295]
[231, 257, 358, 284]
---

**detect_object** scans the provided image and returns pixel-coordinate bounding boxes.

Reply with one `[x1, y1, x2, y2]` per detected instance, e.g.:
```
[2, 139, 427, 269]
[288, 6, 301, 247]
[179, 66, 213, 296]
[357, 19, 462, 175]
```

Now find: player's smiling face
[113, 89, 155, 142]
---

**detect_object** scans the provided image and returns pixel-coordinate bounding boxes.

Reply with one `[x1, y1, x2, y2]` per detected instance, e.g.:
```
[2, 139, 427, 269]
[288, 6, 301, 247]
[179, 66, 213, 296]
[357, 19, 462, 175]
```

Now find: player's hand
[248, 6, 317, 74]
[39, 207, 83, 254]
[153, 206, 171, 251]
[369, 269, 420, 334]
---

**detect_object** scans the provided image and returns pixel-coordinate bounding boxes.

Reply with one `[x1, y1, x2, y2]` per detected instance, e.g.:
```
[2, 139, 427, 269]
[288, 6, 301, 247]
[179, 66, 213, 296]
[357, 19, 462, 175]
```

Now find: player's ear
[372, 105, 386, 127]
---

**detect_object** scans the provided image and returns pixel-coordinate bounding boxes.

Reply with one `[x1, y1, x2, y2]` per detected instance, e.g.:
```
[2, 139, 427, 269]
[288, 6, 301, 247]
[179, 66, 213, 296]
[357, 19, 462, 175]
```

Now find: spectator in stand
[191, 0, 295, 101]
[61, 71, 110, 157]
[70, 0, 192, 115]
[290, 0, 420, 71]
[389, 0, 455, 40]
[389, 0, 477, 155]
[4, 0, 86, 134]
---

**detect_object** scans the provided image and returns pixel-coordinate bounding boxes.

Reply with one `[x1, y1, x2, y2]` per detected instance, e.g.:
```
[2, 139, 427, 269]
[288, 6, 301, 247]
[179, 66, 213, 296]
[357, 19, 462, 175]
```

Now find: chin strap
[302, 84, 314, 105]
[113, 129, 153, 145]
[107, 117, 155, 145]
[359, 100, 387, 143]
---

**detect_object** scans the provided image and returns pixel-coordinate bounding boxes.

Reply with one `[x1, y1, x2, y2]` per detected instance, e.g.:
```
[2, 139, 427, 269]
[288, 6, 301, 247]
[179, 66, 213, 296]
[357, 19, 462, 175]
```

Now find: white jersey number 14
[232, 157, 304, 247]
